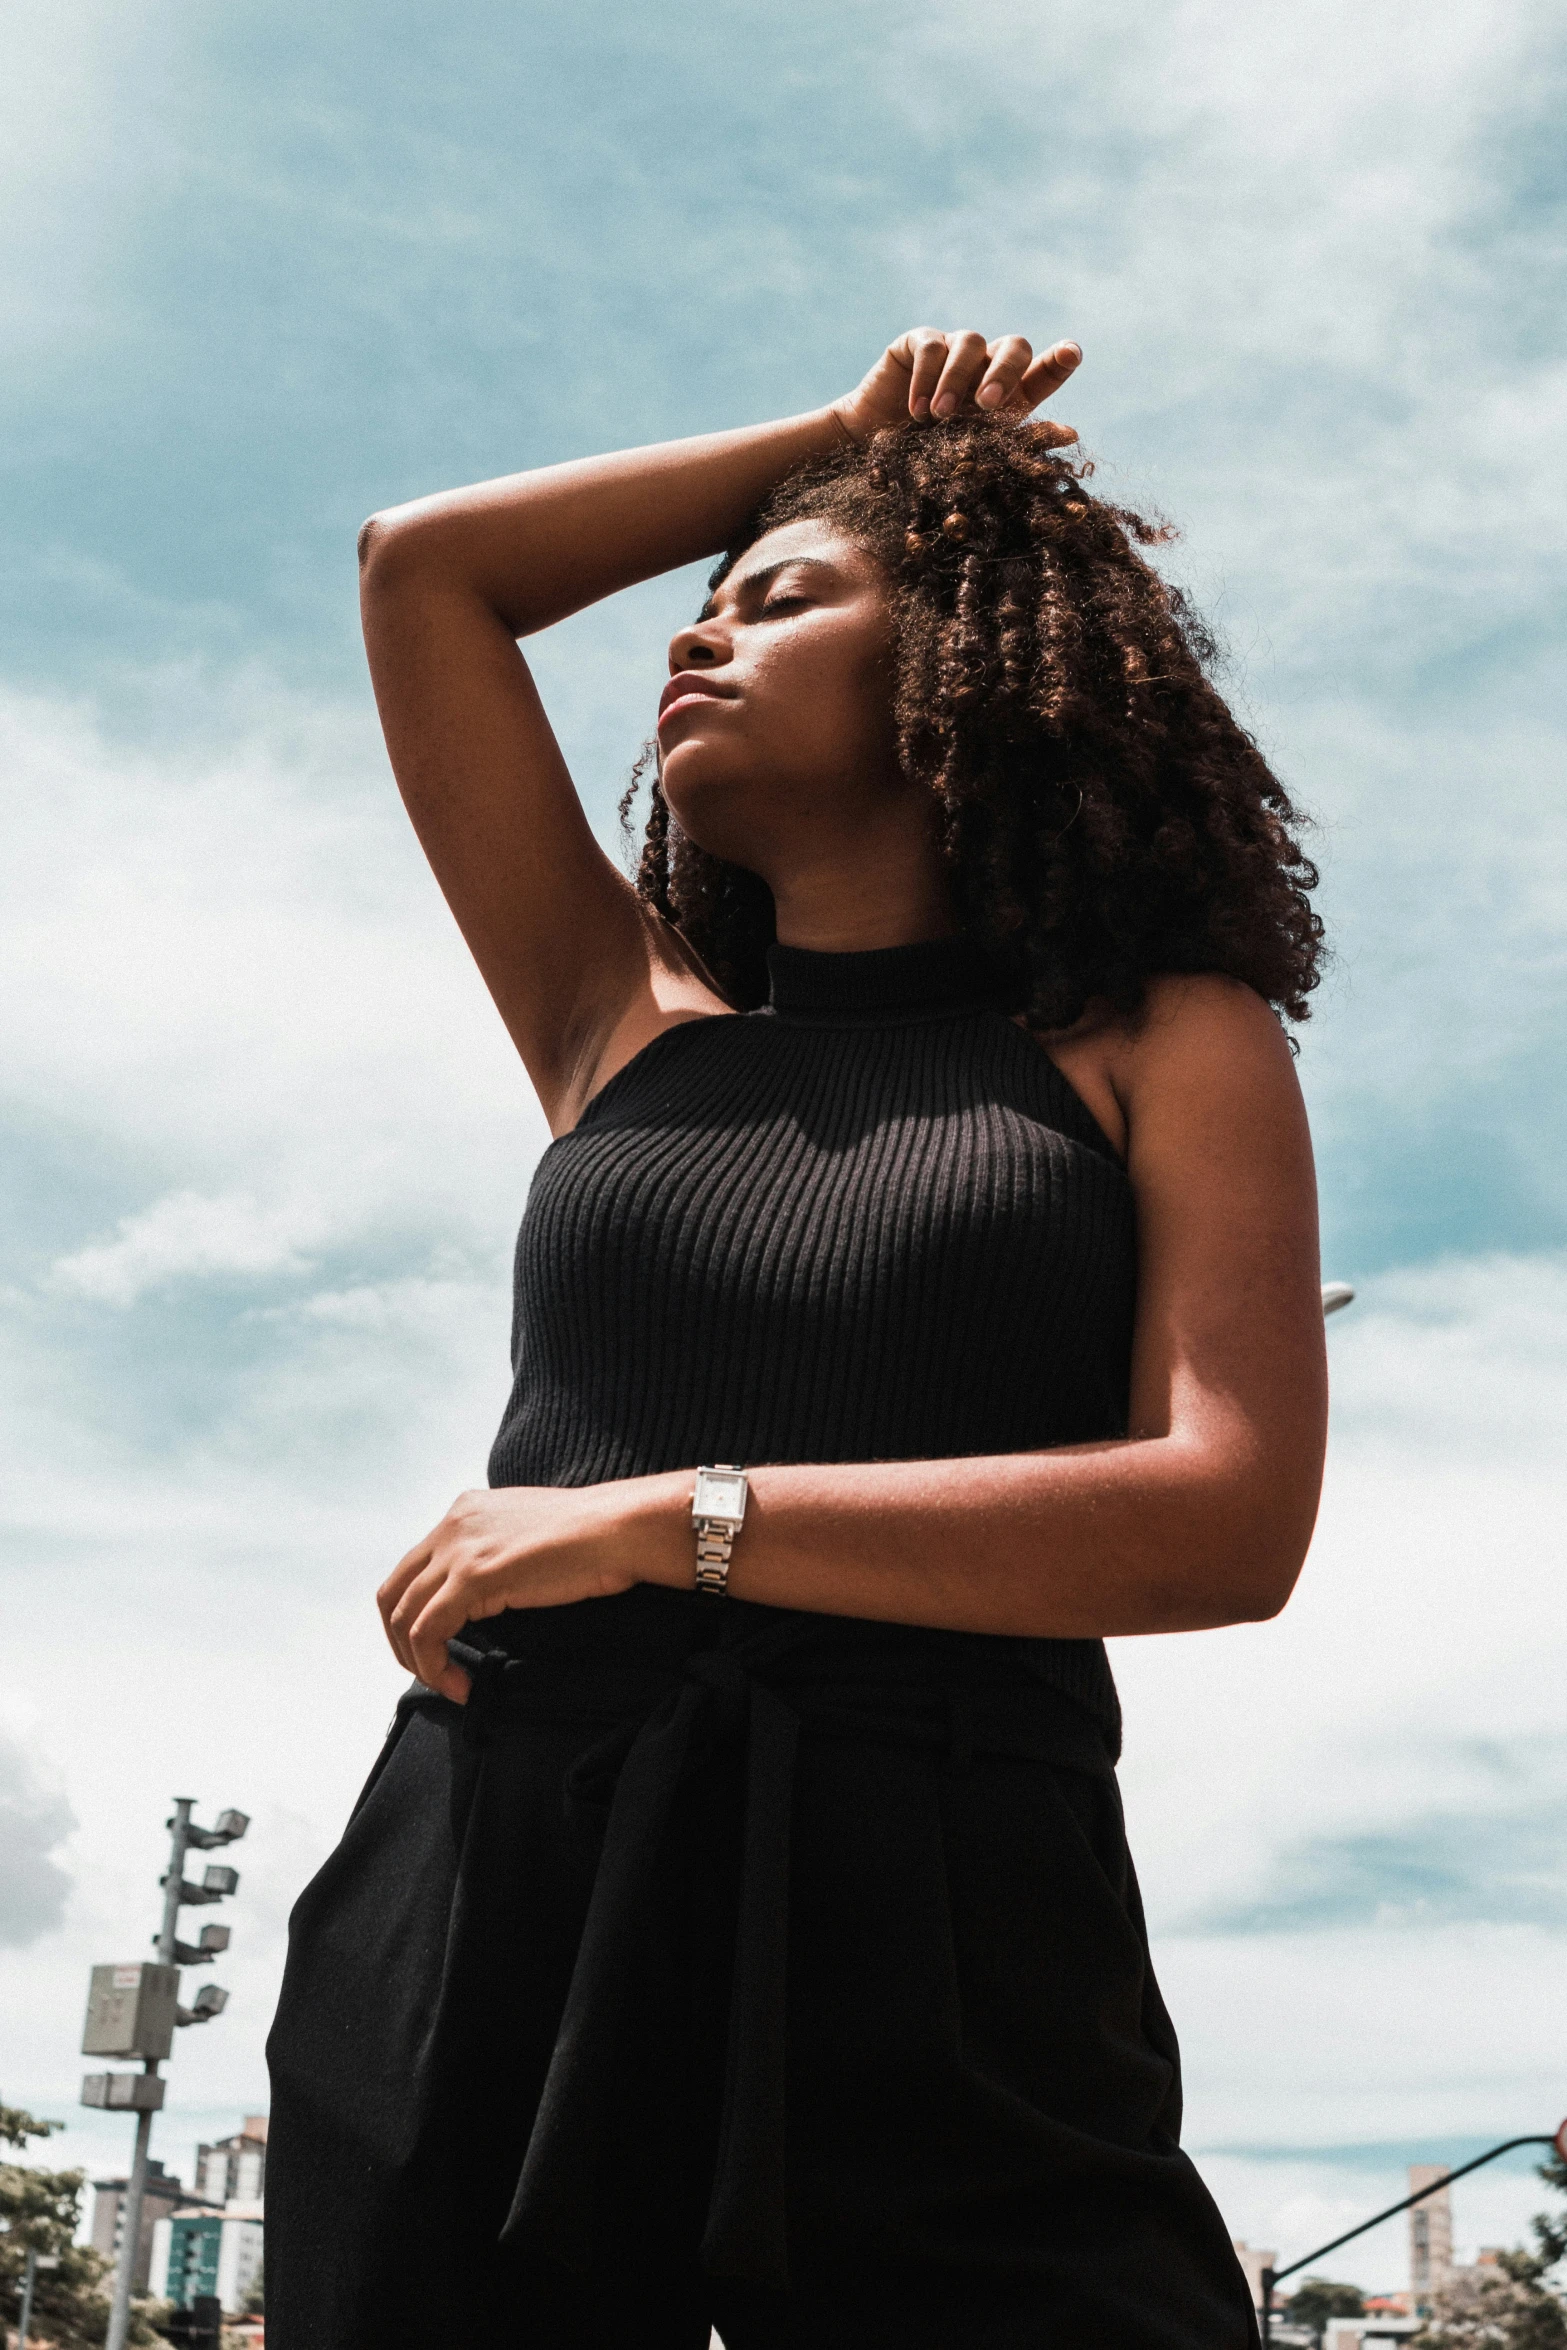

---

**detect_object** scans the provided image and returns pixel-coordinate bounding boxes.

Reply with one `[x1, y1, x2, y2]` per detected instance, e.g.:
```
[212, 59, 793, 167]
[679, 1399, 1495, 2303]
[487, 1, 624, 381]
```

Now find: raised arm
[358, 407, 843, 1131]
[357, 332, 1082, 1130]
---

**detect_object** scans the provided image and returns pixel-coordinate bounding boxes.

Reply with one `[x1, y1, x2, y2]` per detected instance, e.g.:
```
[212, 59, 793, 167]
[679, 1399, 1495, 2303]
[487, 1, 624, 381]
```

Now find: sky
[2, 0, 1565, 2301]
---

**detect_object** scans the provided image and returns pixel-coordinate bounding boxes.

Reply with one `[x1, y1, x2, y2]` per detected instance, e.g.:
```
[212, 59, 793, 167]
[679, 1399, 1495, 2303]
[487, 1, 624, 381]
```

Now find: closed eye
[759, 593, 812, 617]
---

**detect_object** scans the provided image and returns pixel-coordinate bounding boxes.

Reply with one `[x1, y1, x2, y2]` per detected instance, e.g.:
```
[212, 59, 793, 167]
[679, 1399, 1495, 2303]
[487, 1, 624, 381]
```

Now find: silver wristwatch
[691, 1464, 748, 1597]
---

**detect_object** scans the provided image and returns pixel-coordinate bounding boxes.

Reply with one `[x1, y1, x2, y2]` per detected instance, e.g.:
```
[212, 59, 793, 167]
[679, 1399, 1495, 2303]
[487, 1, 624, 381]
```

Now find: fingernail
[932, 392, 957, 417]
[911, 396, 931, 419]
[976, 384, 1002, 408]
[1061, 342, 1082, 362]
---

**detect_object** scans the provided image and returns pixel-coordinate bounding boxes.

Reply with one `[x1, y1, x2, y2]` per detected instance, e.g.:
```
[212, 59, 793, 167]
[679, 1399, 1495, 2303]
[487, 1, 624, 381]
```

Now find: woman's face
[656, 517, 910, 878]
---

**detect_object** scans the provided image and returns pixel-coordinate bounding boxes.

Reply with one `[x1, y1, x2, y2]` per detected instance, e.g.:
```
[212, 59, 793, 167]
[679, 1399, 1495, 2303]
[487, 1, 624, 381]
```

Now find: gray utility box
[81, 2071, 166, 2111]
[82, 1962, 179, 2060]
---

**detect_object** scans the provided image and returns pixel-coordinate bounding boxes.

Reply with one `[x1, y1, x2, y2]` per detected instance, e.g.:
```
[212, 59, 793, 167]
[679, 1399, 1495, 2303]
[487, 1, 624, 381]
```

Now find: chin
[661, 765, 776, 870]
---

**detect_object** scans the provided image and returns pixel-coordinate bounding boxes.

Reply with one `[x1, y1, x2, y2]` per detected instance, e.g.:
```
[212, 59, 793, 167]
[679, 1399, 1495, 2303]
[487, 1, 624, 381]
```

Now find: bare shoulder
[1107, 976, 1316, 1271]
[1116, 972, 1298, 1095]
[1112, 976, 1308, 1185]
[1028, 974, 1302, 1168]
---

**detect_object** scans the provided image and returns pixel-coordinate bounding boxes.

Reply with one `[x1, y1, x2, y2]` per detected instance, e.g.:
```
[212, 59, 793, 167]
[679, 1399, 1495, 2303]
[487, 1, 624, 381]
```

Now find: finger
[378, 1534, 436, 1669]
[903, 329, 949, 420]
[387, 1557, 450, 1677]
[975, 335, 1034, 411]
[409, 1575, 483, 1703]
[1008, 340, 1082, 415]
[930, 330, 991, 418]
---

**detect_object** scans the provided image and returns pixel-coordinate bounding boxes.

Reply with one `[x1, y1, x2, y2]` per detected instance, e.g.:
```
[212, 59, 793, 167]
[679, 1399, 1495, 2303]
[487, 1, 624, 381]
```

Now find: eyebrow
[698, 554, 838, 625]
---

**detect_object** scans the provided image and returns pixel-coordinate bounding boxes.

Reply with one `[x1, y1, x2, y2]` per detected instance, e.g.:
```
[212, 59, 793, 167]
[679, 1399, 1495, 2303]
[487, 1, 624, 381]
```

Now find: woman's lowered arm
[381, 974, 1329, 1701]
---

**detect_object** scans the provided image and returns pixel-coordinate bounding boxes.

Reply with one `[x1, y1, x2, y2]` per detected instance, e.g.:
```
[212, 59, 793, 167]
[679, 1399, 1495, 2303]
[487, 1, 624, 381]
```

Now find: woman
[266, 328, 1327, 2350]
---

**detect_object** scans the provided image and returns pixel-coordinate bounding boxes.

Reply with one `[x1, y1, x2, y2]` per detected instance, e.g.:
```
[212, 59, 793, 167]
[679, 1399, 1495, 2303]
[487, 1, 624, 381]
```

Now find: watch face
[695, 1470, 746, 1521]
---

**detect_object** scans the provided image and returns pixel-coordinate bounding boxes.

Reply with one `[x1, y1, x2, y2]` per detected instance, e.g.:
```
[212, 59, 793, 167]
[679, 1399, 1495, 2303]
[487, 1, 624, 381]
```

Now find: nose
[668, 616, 730, 673]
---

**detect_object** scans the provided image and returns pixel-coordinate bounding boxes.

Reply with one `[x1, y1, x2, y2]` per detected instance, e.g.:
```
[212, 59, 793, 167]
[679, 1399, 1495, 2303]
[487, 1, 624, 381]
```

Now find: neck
[766, 838, 953, 956]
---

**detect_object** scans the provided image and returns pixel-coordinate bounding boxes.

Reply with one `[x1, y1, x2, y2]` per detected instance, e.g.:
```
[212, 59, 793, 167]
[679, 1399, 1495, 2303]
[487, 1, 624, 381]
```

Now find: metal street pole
[91, 1797, 244, 2350]
[102, 1798, 192, 2350]
[1258, 2126, 1567, 2342]
[102, 2099, 158, 2350]
[18, 2247, 61, 2347]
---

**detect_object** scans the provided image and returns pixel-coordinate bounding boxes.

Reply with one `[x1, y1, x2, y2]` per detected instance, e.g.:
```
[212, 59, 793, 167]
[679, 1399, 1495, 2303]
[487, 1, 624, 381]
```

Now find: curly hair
[620, 416, 1322, 1029]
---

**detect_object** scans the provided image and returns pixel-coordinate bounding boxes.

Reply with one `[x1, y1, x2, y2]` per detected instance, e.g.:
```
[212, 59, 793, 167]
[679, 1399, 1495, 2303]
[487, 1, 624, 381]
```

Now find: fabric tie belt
[414, 1616, 1114, 2291]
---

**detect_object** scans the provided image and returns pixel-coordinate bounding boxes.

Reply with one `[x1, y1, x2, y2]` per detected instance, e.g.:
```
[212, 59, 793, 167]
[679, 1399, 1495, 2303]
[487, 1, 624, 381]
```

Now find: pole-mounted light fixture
[83, 1798, 249, 2350]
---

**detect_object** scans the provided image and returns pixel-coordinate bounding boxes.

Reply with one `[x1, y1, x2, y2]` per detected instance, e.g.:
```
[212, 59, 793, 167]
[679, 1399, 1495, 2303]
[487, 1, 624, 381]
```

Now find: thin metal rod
[1273, 2136, 1555, 2286]
[157, 1799, 194, 1965]
[18, 2246, 39, 2348]
[1258, 2134, 1556, 2340]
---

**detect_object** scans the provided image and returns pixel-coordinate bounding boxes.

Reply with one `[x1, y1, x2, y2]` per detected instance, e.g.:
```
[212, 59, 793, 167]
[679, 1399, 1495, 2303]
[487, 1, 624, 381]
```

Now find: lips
[657, 673, 733, 728]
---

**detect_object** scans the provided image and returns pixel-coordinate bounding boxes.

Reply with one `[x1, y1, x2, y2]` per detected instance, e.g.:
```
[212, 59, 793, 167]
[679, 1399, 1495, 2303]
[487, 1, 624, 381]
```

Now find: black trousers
[265, 1590, 1257, 2349]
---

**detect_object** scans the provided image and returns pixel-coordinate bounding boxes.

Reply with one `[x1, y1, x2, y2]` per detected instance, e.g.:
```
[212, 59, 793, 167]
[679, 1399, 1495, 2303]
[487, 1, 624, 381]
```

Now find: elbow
[1112, 1540, 1302, 1637]
[1215, 1526, 1310, 1626]
[356, 508, 446, 611]
[355, 506, 523, 632]
[1139, 1500, 1311, 1633]
[1169, 1448, 1320, 1630]
[357, 507, 440, 597]
[357, 509, 402, 590]
[1235, 1562, 1302, 1623]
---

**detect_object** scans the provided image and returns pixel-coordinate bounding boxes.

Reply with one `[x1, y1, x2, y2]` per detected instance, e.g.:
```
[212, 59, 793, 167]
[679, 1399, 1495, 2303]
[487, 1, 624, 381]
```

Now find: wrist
[616, 1469, 701, 1592]
[775, 404, 861, 468]
[825, 399, 866, 450]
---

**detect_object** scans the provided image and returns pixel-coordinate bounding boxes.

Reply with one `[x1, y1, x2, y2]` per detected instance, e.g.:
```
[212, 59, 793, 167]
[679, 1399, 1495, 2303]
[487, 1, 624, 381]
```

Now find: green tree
[1285, 2276, 1366, 2343]
[1533, 2146, 1567, 2280]
[1411, 2264, 1567, 2348]
[0, 2096, 164, 2348]
[1412, 2146, 1567, 2350]
[1, 2103, 63, 2155]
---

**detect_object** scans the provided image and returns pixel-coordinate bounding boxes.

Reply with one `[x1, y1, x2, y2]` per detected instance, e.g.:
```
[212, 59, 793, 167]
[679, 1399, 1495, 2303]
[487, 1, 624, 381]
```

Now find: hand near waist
[379, 1410, 1324, 1707]
[378, 1483, 658, 1703]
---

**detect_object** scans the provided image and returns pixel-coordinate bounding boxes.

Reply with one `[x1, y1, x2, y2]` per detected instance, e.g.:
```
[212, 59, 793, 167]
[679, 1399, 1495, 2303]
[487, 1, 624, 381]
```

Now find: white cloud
[0, 674, 547, 1253]
[847, 2, 1543, 713]
[0, 0, 156, 357]
[1325, 1251, 1567, 1455]
[0, 1732, 74, 1949]
[51, 1189, 327, 1306]
[1109, 1253, 1567, 2254]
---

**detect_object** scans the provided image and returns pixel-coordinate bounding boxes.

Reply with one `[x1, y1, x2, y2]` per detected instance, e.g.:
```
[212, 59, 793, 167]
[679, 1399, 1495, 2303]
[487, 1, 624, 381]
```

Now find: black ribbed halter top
[488, 935, 1137, 1748]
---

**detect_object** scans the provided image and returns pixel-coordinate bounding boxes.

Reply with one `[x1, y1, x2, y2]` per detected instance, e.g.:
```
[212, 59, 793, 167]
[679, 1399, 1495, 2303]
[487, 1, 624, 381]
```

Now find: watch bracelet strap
[693, 1519, 735, 1597]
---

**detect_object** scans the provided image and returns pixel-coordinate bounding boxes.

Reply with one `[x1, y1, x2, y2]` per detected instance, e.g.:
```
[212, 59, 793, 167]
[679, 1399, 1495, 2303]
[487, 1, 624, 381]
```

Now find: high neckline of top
[765, 935, 1004, 1023]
